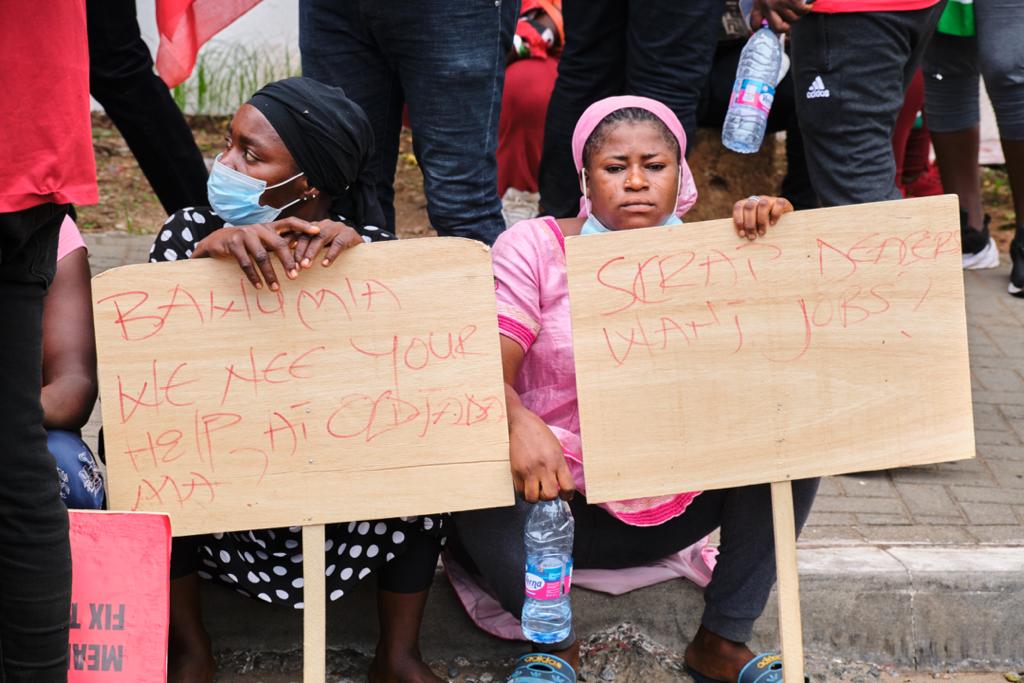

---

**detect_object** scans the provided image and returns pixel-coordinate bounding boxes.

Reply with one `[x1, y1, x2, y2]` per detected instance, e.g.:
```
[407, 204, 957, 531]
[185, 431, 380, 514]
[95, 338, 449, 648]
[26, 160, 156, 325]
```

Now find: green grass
[171, 42, 300, 115]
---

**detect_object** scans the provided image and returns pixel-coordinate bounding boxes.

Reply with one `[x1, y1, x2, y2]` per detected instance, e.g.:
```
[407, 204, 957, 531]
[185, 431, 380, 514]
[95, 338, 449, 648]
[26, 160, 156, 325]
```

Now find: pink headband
[572, 95, 698, 219]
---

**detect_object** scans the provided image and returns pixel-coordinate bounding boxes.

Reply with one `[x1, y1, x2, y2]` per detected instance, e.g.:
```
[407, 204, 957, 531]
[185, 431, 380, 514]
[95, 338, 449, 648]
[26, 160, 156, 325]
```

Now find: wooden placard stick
[770, 481, 804, 683]
[303, 523, 327, 683]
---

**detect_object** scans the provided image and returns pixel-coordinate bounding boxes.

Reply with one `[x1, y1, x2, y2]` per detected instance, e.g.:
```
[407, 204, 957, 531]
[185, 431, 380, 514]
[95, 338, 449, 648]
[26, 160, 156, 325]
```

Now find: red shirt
[811, 0, 941, 12]
[0, 1, 98, 213]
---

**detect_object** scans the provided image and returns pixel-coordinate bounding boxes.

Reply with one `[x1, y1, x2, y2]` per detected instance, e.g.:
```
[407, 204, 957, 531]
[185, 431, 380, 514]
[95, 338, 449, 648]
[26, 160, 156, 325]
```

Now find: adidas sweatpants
[790, 3, 947, 207]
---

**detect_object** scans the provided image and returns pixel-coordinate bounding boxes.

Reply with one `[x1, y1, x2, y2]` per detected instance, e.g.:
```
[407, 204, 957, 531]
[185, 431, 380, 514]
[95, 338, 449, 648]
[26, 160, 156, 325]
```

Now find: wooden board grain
[302, 524, 326, 683]
[565, 196, 974, 502]
[771, 482, 804, 683]
[93, 238, 512, 535]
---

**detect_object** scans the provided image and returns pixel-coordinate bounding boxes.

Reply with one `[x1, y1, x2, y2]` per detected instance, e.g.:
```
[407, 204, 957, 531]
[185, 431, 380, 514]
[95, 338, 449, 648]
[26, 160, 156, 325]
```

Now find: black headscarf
[248, 77, 386, 230]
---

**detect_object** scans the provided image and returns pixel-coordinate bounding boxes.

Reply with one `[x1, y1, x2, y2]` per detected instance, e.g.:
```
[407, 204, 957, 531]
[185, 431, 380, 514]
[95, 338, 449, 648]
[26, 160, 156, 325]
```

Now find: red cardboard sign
[68, 511, 170, 681]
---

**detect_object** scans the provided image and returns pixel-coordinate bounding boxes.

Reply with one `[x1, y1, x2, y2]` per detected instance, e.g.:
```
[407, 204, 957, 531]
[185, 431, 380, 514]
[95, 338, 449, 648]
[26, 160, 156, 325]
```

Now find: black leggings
[0, 203, 72, 679]
[453, 480, 819, 650]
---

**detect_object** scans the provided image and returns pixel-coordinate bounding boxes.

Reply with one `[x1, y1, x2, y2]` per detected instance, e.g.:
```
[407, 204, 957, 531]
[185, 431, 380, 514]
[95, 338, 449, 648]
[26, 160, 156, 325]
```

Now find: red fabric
[0, 1, 97, 212]
[812, 0, 940, 12]
[893, 69, 925, 191]
[155, 0, 264, 87]
[497, 57, 560, 195]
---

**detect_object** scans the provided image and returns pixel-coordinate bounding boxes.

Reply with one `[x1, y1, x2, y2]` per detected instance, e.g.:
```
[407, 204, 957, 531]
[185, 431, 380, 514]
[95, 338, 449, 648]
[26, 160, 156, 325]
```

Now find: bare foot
[683, 625, 756, 682]
[167, 641, 215, 683]
[367, 652, 444, 683]
[549, 640, 581, 672]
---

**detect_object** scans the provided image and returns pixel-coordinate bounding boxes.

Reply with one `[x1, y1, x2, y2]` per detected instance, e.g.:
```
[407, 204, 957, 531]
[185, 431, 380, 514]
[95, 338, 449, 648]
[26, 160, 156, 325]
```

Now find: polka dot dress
[152, 207, 430, 608]
[195, 517, 443, 608]
[149, 206, 395, 264]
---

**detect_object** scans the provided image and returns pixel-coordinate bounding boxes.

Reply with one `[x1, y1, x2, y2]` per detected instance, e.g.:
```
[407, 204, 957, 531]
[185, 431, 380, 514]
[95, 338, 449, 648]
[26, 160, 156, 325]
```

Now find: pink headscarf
[571, 95, 698, 219]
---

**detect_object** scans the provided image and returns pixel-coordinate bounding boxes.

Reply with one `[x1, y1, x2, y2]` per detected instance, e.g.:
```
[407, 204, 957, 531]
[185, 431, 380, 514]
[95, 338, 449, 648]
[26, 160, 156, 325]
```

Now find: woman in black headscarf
[150, 78, 445, 683]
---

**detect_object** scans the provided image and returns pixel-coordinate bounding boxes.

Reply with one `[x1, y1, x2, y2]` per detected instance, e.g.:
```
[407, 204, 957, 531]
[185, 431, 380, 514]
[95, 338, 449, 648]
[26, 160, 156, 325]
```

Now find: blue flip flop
[686, 652, 808, 683]
[507, 653, 576, 683]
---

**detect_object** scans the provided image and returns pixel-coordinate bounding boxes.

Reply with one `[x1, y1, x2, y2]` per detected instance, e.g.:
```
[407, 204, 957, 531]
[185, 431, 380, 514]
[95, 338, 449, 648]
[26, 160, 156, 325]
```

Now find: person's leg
[791, 5, 944, 207]
[371, 530, 444, 683]
[974, 0, 1024, 293]
[625, 0, 724, 149]
[0, 203, 71, 680]
[86, 0, 208, 214]
[389, 0, 517, 245]
[893, 69, 926, 195]
[922, 29, 988, 242]
[499, 57, 561, 197]
[770, 61, 817, 210]
[903, 124, 936, 186]
[538, 0, 628, 218]
[167, 536, 215, 683]
[686, 479, 820, 681]
[299, 0, 405, 232]
[976, 0, 1024, 228]
[452, 500, 580, 667]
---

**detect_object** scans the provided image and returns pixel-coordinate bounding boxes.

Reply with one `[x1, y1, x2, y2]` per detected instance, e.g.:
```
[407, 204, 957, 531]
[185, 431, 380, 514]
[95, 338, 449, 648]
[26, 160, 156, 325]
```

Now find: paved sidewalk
[804, 263, 1024, 547]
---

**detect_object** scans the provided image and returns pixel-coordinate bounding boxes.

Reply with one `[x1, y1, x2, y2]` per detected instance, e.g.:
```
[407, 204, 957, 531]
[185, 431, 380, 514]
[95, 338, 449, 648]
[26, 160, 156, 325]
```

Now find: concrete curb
[201, 544, 1024, 671]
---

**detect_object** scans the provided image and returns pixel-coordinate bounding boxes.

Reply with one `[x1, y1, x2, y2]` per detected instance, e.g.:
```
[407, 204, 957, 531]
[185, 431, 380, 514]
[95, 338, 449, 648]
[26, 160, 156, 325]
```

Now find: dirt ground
[209, 630, 1017, 683]
[204, 625, 1019, 683]
[79, 113, 1018, 249]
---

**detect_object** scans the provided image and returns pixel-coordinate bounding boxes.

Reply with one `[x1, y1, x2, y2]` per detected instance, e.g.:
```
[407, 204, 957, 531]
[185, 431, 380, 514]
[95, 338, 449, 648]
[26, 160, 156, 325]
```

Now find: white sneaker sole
[1010, 280, 1023, 297]
[963, 238, 1000, 270]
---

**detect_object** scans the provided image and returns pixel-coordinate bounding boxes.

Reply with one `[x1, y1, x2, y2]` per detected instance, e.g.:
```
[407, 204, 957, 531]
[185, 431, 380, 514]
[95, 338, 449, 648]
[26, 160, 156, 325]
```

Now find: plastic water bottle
[521, 500, 575, 643]
[722, 22, 783, 154]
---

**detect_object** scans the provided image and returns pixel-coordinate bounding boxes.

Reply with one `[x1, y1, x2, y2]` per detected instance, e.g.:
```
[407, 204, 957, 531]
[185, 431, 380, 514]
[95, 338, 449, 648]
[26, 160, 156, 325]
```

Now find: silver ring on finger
[747, 195, 761, 203]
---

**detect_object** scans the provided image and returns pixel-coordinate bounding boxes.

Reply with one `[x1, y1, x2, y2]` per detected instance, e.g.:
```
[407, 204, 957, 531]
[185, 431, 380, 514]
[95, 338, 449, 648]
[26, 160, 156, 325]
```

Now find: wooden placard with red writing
[565, 195, 974, 502]
[92, 238, 512, 535]
[69, 510, 170, 681]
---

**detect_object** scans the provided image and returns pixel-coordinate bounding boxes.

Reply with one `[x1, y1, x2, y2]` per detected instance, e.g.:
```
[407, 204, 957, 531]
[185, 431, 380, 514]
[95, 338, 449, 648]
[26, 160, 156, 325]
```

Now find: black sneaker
[1010, 231, 1024, 298]
[962, 213, 1000, 270]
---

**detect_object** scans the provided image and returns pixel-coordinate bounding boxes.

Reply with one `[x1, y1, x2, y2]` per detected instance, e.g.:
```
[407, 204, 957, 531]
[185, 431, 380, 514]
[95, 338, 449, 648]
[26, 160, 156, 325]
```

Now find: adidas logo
[806, 76, 830, 99]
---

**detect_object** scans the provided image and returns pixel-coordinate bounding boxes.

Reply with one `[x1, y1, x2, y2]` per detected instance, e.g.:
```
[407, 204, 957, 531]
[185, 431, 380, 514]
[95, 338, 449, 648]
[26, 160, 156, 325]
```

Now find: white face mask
[206, 154, 305, 226]
[578, 167, 683, 235]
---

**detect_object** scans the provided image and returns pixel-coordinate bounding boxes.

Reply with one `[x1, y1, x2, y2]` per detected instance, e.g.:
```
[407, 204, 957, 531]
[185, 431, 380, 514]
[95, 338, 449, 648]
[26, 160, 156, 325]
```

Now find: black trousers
[790, 4, 945, 207]
[698, 40, 818, 211]
[87, 0, 208, 215]
[0, 203, 72, 681]
[453, 480, 819, 650]
[538, 0, 725, 218]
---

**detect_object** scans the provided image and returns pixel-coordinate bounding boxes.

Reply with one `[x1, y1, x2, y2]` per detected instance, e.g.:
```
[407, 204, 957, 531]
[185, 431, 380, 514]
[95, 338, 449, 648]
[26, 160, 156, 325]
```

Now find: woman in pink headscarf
[450, 97, 817, 683]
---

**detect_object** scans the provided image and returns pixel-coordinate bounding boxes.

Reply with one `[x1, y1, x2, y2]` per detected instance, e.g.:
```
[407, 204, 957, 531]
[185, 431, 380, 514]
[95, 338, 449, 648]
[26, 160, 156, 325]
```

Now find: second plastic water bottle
[722, 22, 783, 154]
[521, 499, 575, 644]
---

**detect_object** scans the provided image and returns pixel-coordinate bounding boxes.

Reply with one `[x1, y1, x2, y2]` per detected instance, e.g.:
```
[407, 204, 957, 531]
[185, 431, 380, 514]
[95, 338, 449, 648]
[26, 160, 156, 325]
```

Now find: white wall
[92, 0, 300, 112]
[134, 0, 299, 56]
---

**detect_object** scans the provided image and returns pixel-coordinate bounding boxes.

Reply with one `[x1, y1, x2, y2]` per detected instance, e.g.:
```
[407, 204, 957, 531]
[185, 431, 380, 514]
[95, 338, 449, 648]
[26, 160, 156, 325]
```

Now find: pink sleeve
[492, 222, 545, 352]
[56, 215, 86, 262]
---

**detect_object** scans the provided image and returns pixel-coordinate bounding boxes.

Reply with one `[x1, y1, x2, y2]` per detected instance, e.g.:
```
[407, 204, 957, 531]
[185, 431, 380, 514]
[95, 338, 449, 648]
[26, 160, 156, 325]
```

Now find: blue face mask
[580, 212, 682, 235]
[578, 167, 683, 235]
[207, 154, 305, 226]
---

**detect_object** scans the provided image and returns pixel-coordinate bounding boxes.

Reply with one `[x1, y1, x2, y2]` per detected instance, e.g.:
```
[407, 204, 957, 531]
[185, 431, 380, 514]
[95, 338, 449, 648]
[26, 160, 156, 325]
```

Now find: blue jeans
[537, 0, 725, 218]
[300, 0, 518, 245]
[48, 430, 105, 511]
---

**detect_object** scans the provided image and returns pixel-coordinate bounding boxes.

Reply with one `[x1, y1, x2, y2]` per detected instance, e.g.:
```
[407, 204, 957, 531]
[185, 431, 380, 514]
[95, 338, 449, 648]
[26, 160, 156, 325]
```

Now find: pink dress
[57, 215, 86, 262]
[444, 217, 716, 640]
[493, 217, 701, 526]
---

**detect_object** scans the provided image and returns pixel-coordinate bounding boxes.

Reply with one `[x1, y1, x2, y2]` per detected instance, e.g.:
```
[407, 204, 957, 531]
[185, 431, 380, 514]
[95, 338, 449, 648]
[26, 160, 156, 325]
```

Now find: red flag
[155, 0, 264, 87]
[68, 511, 171, 681]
